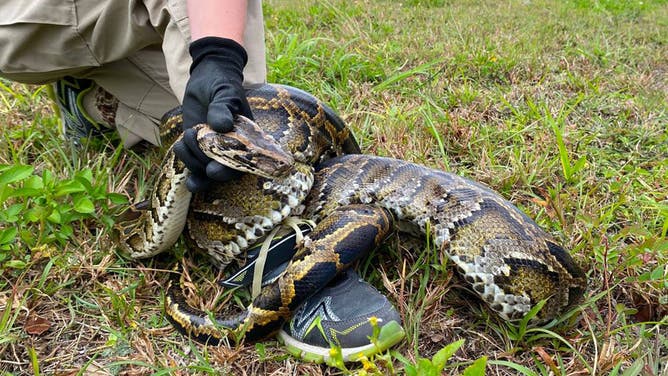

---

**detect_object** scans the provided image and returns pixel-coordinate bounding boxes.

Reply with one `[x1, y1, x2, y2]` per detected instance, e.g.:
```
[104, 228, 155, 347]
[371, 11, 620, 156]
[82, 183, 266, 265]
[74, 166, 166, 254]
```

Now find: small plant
[394, 339, 487, 376]
[0, 163, 127, 274]
[550, 122, 587, 184]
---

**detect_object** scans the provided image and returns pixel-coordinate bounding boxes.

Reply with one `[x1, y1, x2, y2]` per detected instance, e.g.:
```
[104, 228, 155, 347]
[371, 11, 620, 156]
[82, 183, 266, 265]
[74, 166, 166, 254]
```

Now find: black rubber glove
[173, 37, 253, 192]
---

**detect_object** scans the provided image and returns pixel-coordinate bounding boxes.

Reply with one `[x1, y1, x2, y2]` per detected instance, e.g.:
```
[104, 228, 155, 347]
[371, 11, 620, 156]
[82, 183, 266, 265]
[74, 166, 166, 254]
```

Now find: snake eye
[276, 159, 290, 170]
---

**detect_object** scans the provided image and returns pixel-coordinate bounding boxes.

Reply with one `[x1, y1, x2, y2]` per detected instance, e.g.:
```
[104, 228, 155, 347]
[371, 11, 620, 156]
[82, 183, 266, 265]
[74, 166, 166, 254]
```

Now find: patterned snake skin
[115, 84, 586, 344]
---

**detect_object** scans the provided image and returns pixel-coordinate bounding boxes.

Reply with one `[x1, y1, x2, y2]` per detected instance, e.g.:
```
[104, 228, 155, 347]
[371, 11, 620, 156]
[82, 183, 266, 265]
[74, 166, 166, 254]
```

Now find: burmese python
[116, 84, 586, 343]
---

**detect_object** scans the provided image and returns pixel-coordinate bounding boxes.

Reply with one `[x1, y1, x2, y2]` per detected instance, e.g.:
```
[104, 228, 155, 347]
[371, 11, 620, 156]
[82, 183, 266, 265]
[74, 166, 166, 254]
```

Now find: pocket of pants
[0, 0, 98, 74]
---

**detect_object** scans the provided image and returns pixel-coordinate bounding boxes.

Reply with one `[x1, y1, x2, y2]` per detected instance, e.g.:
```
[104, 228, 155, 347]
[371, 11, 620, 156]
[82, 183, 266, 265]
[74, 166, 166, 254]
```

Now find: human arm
[174, 0, 253, 192]
[188, 0, 246, 42]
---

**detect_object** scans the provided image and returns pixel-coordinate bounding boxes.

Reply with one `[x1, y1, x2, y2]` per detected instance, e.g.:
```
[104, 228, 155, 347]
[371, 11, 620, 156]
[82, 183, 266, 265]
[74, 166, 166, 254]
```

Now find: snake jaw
[195, 117, 294, 179]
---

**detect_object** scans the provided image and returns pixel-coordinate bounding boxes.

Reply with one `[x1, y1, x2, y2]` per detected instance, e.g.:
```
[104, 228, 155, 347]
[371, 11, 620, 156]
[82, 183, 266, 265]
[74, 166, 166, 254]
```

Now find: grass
[1, 0, 667, 374]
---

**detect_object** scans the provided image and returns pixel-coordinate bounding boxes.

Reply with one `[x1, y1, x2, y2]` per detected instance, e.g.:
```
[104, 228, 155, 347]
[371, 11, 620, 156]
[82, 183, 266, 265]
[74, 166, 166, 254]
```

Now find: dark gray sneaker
[219, 226, 405, 363]
[277, 269, 405, 364]
[50, 76, 109, 143]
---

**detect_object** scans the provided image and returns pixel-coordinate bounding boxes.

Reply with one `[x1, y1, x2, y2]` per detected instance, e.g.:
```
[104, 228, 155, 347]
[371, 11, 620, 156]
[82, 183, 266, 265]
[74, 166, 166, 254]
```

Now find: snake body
[117, 84, 358, 267]
[115, 84, 586, 344]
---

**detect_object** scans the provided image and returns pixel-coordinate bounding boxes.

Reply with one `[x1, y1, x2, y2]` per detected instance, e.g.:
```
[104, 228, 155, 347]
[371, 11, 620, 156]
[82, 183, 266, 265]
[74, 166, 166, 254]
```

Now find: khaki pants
[0, 0, 266, 146]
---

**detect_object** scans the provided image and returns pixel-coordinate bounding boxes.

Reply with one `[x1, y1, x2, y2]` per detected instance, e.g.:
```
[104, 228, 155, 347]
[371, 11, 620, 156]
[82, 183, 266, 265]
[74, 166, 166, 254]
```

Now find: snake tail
[164, 205, 394, 343]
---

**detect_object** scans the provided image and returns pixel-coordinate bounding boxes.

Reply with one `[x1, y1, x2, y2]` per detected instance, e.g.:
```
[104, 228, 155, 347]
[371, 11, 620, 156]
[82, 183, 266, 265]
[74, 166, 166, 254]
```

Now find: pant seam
[71, 0, 102, 67]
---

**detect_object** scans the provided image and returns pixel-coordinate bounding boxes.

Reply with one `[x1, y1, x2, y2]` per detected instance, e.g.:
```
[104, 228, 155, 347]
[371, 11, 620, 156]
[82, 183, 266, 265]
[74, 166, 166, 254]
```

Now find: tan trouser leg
[89, 0, 267, 147]
[83, 47, 179, 147]
[0, 0, 267, 147]
[86, 0, 267, 147]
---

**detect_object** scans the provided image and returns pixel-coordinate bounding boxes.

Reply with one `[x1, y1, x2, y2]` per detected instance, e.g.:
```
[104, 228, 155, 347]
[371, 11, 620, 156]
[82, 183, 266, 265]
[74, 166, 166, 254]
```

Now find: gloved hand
[173, 36, 253, 192]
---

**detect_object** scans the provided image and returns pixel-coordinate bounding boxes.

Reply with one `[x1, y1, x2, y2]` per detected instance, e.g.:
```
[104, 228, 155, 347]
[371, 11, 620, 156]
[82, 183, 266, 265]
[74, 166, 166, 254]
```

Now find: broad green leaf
[254, 342, 266, 360]
[5, 259, 26, 269]
[0, 203, 23, 222]
[390, 350, 414, 372]
[462, 356, 487, 376]
[404, 365, 417, 376]
[6, 187, 41, 198]
[0, 165, 33, 186]
[56, 202, 73, 215]
[415, 358, 436, 376]
[0, 227, 17, 244]
[23, 175, 44, 190]
[0, 165, 35, 185]
[75, 170, 94, 192]
[74, 197, 95, 214]
[61, 224, 73, 237]
[25, 206, 46, 222]
[76, 169, 93, 184]
[41, 170, 55, 186]
[432, 339, 465, 371]
[55, 180, 86, 196]
[47, 209, 62, 224]
[649, 265, 664, 281]
[100, 214, 115, 229]
[107, 193, 129, 205]
[105, 332, 118, 347]
[573, 156, 587, 173]
[0, 185, 12, 203]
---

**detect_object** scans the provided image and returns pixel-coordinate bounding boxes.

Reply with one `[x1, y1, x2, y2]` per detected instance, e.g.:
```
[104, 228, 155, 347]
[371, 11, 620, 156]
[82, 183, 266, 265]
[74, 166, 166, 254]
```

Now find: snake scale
[115, 84, 586, 344]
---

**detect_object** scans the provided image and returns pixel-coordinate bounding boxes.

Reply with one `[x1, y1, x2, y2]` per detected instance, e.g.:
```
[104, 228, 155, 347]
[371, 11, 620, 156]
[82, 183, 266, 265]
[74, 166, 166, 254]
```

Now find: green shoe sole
[277, 320, 405, 365]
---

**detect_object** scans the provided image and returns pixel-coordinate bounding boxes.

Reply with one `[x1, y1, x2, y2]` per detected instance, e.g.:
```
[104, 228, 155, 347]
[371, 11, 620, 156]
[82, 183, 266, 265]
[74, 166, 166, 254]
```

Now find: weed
[0, 163, 127, 275]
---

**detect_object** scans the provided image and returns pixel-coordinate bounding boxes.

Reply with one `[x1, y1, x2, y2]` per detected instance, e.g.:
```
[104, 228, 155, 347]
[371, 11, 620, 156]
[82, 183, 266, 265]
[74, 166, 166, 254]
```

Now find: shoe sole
[277, 320, 405, 365]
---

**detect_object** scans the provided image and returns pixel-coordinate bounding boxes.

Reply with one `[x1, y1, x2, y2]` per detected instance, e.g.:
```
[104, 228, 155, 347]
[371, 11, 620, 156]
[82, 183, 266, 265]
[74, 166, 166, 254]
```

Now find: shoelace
[251, 217, 316, 298]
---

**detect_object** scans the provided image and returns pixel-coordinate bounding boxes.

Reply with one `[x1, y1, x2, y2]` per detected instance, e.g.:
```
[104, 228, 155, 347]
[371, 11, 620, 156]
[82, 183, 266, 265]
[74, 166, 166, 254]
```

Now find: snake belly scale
[115, 84, 586, 344]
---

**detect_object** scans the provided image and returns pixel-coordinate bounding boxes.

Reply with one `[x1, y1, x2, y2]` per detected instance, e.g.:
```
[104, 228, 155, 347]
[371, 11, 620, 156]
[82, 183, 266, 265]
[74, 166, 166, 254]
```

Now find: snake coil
[115, 84, 586, 343]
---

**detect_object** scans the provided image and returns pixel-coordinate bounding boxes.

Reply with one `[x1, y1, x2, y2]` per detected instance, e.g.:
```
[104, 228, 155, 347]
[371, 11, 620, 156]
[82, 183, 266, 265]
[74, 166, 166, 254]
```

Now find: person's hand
[173, 37, 252, 192]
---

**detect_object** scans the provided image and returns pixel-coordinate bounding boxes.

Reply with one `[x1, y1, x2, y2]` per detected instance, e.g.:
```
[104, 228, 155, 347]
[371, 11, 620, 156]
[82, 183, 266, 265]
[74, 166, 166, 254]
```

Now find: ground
[0, 0, 666, 375]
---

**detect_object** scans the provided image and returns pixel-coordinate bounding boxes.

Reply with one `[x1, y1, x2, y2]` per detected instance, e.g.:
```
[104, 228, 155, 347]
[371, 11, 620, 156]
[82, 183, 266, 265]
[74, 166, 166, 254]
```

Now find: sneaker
[219, 224, 405, 363]
[277, 268, 405, 364]
[50, 76, 108, 143]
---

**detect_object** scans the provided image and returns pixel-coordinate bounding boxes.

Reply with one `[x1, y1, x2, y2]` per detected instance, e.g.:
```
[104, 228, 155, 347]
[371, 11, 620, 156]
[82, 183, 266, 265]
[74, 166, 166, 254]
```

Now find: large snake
[115, 84, 586, 344]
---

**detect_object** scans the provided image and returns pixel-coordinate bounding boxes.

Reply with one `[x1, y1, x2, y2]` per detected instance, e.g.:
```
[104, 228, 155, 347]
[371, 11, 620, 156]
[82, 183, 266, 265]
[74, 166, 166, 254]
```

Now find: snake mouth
[196, 116, 294, 178]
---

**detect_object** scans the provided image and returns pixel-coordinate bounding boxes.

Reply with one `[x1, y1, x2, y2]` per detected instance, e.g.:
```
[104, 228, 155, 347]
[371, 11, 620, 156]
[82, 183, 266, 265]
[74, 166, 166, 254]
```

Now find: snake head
[195, 116, 294, 179]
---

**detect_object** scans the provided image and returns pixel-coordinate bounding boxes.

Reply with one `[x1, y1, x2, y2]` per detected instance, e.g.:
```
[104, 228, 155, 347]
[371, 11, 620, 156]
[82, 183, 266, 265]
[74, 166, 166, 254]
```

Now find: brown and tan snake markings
[115, 84, 585, 344]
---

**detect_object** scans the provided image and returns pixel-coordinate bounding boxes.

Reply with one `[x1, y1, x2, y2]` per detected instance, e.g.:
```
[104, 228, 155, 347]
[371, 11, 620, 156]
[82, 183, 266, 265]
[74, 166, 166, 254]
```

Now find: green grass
[1, 0, 667, 374]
